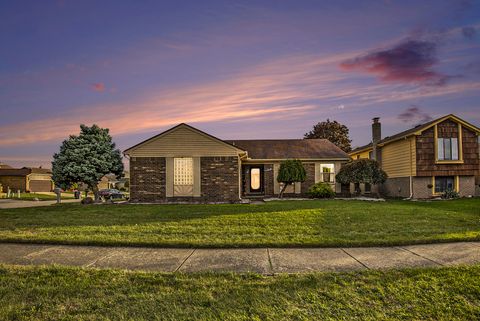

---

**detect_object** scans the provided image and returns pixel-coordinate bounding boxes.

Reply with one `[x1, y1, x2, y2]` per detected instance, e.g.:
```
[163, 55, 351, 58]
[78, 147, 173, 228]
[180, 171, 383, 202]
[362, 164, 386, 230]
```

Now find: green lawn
[0, 198, 479, 247]
[1, 264, 479, 320]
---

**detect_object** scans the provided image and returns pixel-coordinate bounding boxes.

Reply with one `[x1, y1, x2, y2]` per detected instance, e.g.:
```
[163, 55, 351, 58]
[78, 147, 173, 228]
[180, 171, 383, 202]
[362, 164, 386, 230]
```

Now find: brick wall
[200, 156, 239, 203]
[379, 177, 410, 198]
[129, 157, 166, 202]
[412, 176, 432, 199]
[458, 176, 476, 197]
[476, 176, 480, 197]
[301, 163, 316, 195]
[264, 164, 274, 197]
[130, 156, 240, 203]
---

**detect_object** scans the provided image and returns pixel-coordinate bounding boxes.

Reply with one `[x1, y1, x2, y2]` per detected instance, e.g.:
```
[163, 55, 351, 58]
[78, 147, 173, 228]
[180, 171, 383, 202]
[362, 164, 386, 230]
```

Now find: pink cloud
[340, 40, 451, 86]
[91, 83, 106, 92]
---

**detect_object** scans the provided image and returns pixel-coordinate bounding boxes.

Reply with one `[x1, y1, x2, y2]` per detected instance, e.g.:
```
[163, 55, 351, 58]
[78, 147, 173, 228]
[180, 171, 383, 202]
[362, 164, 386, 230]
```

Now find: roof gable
[124, 123, 245, 157]
[350, 114, 480, 154]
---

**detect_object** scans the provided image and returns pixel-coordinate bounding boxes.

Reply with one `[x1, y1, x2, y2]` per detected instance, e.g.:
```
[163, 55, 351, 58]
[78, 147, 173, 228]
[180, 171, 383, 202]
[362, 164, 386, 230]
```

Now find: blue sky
[0, 0, 479, 167]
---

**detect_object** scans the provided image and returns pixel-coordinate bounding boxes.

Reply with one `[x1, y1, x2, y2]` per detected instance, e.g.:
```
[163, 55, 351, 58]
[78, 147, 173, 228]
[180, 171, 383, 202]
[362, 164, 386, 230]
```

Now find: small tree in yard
[335, 159, 387, 190]
[52, 124, 124, 201]
[277, 159, 306, 198]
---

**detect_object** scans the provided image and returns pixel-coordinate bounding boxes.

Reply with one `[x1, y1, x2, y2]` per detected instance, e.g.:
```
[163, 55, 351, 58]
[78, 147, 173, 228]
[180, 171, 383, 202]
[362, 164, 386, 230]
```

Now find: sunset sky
[1, 0, 479, 168]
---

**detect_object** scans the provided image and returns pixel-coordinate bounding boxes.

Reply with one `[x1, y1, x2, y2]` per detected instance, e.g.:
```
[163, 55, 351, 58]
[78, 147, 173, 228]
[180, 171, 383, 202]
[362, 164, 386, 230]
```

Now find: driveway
[0, 242, 479, 274]
[0, 199, 81, 209]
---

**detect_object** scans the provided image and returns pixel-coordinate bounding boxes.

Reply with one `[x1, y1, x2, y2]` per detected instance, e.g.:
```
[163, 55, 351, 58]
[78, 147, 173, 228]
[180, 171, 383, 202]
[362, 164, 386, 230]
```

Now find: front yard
[0, 198, 479, 247]
[1, 264, 479, 320]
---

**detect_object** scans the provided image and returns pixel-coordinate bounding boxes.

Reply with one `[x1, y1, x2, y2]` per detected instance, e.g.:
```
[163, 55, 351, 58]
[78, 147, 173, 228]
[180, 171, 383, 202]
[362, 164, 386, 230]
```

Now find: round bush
[81, 197, 94, 205]
[308, 183, 335, 198]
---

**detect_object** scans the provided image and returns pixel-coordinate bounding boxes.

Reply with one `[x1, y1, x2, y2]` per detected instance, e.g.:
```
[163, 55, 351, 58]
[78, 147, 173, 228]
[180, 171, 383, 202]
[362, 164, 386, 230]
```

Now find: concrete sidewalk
[0, 242, 479, 273]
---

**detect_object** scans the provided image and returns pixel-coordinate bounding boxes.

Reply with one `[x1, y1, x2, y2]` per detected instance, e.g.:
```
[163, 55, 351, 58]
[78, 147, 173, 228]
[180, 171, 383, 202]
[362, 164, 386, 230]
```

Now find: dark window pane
[364, 183, 371, 193]
[434, 176, 455, 193]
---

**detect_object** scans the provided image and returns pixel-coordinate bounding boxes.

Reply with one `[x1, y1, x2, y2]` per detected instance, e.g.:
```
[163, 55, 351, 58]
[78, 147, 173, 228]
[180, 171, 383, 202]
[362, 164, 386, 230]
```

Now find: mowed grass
[1, 264, 479, 320]
[0, 199, 479, 247]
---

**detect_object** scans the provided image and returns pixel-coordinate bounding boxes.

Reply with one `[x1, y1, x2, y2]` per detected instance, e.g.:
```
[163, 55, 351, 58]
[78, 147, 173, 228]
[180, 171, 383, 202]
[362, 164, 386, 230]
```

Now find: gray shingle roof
[0, 167, 51, 176]
[225, 139, 350, 159]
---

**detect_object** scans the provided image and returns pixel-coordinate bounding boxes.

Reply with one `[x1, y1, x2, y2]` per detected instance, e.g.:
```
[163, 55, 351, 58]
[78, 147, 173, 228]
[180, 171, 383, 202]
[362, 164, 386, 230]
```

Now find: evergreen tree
[52, 124, 123, 200]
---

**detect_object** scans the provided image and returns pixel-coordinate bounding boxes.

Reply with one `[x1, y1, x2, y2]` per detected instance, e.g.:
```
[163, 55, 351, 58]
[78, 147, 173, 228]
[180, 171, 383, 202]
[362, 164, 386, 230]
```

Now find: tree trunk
[279, 183, 290, 199]
[91, 184, 100, 202]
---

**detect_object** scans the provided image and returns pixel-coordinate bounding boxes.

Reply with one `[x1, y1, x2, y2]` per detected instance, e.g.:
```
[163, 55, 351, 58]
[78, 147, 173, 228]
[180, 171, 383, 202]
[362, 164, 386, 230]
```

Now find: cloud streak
[1, 49, 478, 147]
[397, 105, 433, 124]
[462, 26, 477, 39]
[340, 39, 451, 86]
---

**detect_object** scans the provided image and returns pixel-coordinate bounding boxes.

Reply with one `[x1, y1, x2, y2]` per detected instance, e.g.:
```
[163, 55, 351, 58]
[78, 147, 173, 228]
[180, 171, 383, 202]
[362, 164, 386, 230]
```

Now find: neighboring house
[97, 172, 129, 190]
[124, 123, 350, 203]
[0, 162, 13, 169]
[98, 174, 118, 190]
[0, 167, 54, 193]
[350, 114, 480, 198]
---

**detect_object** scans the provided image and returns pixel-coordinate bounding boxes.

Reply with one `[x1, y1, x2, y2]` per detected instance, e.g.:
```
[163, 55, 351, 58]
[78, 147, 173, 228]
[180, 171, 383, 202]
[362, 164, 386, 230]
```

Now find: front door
[243, 165, 264, 195]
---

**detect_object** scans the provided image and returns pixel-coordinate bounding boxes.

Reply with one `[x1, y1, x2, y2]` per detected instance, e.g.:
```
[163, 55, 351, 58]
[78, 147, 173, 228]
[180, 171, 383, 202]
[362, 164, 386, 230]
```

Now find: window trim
[319, 163, 335, 183]
[434, 123, 464, 164]
[432, 176, 459, 196]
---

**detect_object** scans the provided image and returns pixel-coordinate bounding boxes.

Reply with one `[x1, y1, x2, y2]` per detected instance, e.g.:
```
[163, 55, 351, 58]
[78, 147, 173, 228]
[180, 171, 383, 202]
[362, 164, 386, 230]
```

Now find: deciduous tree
[277, 159, 306, 198]
[304, 119, 352, 152]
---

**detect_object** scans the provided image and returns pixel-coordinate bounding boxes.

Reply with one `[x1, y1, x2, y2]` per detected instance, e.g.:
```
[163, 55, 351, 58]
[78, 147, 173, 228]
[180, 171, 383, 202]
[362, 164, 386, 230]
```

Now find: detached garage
[0, 167, 54, 193]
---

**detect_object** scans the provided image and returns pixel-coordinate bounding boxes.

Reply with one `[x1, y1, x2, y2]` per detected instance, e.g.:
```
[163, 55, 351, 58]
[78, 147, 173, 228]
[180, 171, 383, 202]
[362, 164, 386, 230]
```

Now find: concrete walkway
[0, 242, 479, 273]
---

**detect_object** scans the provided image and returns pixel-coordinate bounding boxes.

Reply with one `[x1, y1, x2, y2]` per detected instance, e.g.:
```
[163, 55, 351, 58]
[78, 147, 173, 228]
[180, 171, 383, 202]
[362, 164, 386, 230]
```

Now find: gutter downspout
[408, 137, 414, 199]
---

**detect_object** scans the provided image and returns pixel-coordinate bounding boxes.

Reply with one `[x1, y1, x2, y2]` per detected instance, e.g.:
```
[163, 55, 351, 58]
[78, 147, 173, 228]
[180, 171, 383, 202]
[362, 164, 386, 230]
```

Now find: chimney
[372, 117, 381, 143]
[371, 117, 381, 162]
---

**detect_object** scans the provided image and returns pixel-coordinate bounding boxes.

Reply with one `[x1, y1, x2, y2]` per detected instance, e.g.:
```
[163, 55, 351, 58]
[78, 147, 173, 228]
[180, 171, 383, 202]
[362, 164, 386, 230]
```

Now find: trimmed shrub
[277, 159, 306, 198]
[308, 182, 335, 199]
[442, 189, 459, 199]
[336, 159, 387, 185]
[81, 197, 94, 205]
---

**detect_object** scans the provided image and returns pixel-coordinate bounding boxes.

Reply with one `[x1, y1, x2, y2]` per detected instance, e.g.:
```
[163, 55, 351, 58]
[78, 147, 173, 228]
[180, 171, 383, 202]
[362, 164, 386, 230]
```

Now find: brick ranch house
[124, 123, 350, 203]
[350, 114, 480, 198]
